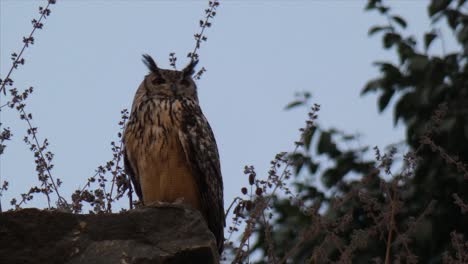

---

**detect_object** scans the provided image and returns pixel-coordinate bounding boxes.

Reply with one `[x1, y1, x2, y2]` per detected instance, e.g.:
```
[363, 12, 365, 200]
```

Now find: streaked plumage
[123, 54, 224, 253]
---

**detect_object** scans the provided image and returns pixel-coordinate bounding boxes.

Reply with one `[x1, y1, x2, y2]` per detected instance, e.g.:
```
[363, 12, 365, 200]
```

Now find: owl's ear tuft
[182, 59, 199, 77]
[142, 54, 159, 73]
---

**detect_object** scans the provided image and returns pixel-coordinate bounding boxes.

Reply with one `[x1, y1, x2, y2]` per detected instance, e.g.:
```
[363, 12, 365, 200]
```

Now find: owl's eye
[152, 77, 166, 85]
[180, 79, 190, 86]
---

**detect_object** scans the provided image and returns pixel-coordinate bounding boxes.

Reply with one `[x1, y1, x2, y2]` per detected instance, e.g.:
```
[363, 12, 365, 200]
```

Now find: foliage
[232, 0, 468, 263]
[362, 0, 468, 261]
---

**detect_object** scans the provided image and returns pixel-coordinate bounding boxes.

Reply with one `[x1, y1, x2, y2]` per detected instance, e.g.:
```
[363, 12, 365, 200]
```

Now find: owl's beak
[170, 84, 177, 95]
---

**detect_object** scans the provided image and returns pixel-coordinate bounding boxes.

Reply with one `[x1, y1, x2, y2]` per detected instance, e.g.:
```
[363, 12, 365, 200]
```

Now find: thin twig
[225, 196, 242, 220]
[0, 0, 55, 96]
[384, 190, 395, 264]
[188, 0, 219, 62]
[17, 107, 67, 207]
[232, 104, 320, 263]
[107, 140, 124, 211]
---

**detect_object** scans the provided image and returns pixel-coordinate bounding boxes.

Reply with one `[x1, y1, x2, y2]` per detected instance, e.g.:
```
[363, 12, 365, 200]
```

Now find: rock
[0, 206, 218, 264]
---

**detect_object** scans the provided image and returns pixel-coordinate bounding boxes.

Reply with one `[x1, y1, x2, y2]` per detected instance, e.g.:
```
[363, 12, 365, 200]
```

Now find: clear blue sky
[1, 1, 447, 215]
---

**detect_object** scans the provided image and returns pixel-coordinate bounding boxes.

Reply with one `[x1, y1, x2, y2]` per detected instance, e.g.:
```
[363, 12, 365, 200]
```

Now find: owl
[123, 54, 224, 253]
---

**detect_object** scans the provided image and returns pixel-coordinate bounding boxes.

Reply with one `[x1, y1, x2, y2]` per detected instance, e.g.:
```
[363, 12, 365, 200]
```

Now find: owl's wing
[124, 148, 143, 202]
[178, 101, 225, 253]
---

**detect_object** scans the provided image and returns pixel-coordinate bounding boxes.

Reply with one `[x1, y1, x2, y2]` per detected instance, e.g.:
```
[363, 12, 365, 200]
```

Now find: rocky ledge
[0, 206, 218, 264]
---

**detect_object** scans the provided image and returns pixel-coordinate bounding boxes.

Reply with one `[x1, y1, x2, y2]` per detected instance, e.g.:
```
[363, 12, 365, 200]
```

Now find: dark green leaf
[394, 91, 417, 125]
[377, 62, 402, 79]
[397, 42, 415, 63]
[284, 100, 304, 110]
[392, 16, 407, 28]
[322, 154, 356, 187]
[428, 83, 447, 102]
[365, 0, 381, 10]
[428, 0, 452, 17]
[317, 131, 341, 158]
[383, 33, 401, 49]
[322, 168, 341, 188]
[427, 58, 446, 85]
[362, 78, 382, 95]
[289, 153, 305, 175]
[306, 160, 319, 174]
[378, 88, 395, 112]
[407, 55, 429, 73]
[303, 126, 316, 151]
[294, 162, 303, 175]
[457, 25, 468, 43]
[424, 32, 438, 51]
[368, 25, 393, 36]
[444, 53, 459, 72]
[317, 132, 331, 155]
[378, 6, 389, 14]
[342, 134, 356, 141]
[445, 9, 460, 29]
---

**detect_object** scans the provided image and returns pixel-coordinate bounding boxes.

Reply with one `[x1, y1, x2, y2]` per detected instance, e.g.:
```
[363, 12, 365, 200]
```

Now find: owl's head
[141, 54, 198, 101]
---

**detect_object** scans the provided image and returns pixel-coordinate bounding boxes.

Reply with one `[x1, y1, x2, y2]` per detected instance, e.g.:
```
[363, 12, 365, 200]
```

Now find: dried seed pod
[249, 172, 256, 185]
[241, 187, 248, 195]
[256, 187, 263, 196]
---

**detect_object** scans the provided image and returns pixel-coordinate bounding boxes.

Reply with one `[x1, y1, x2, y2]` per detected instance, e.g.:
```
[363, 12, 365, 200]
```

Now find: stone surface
[0, 206, 218, 264]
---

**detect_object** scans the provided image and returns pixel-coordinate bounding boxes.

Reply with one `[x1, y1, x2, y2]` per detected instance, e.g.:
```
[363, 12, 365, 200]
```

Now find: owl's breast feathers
[123, 95, 225, 253]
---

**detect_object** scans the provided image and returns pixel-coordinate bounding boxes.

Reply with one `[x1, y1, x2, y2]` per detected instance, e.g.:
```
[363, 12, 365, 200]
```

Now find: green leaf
[444, 53, 459, 72]
[322, 154, 356, 187]
[424, 32, 438, 51]
[397, 42, 416, 63]
[407, 55, 429, 73]
[365, 0, 379, 10]
[457, 25, 468, 43]
[428, 0, 452, 17]
[317, 131, 341, 158]
[284, 100, 304, 110]
[392, 16, 407, 28]
[322, 168, 341, 188]
[427, 57, 446, 85]
[378, 88, 395, 112]
[377, 62, 402, 79]
[429, 83, 447, 102]
[317, 132, 331, 155]
[383, 32, 401, 49]
[362, 78, 382, 95]
[394, 91, 417, 125]
[289, 153, 305, 175]
[368, 25, 393, 36]
[445, 9, 460, 29]
[378, 6, 389, 14]
[303, 126, 316, 151]
[306, 160, 319, 174]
